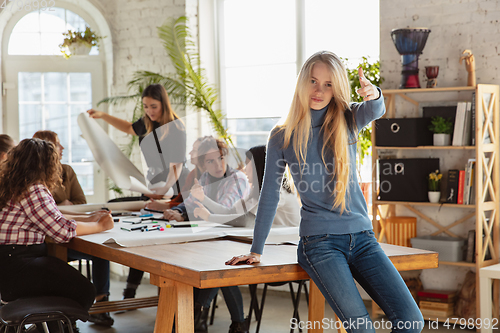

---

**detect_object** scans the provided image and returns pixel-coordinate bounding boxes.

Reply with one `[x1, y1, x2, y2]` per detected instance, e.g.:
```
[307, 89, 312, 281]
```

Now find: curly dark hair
[0, 138, 62, 209]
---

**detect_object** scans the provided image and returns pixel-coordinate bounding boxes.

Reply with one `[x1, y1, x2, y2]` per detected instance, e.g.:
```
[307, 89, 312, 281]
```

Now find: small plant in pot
[59, 26, 103, 59]
[428, 116, 453, 146]
[428, 169, 442, 203]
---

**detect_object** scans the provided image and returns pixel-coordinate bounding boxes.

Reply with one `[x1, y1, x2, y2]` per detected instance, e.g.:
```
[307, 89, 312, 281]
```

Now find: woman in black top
[87, 84, 186, 196]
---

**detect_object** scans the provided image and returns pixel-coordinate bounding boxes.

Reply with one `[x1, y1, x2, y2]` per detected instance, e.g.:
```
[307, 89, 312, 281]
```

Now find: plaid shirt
[174, 166, 250, 219]
[0, 184, 77, 245]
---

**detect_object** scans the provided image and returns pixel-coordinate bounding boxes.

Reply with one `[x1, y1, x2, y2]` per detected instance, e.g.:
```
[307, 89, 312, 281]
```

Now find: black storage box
[378, 158, 440, 202]
[375, 118, 433, 147]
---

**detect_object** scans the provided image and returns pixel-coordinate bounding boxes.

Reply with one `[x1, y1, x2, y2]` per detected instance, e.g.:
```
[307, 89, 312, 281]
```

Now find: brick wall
[380, 0, 500, 290]
[380, 0, 500, 89]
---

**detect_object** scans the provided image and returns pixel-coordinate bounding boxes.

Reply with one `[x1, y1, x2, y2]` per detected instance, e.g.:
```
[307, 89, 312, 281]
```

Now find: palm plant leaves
[157, 16, 242, 166]
[98, 16, 241, 173]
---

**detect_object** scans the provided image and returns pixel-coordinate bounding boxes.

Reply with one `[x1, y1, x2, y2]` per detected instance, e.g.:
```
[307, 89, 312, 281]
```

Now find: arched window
[8, 8, 98, 55]
[3, 7, 107, 202]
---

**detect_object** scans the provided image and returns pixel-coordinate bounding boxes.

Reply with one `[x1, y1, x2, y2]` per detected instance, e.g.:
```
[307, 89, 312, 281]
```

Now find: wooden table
[51, 238, 438, 333]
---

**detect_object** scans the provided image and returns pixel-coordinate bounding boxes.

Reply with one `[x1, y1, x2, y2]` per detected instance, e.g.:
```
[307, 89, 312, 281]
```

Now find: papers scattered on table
[77, 215, 299, 248]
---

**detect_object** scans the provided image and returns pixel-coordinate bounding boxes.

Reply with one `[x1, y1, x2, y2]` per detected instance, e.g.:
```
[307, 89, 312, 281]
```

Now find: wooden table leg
[175, 282, 193, 333]
[150, 275, 194, 333]
[308, 280, 325, 333]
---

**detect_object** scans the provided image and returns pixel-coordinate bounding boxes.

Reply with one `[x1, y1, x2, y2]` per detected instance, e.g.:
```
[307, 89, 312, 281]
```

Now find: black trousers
[0, 243, 95, 311]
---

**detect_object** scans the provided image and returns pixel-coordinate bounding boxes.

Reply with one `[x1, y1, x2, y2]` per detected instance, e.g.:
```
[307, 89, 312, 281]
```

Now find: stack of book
[452, 96, 475, 146]
[418, 289, 456, 318]
[445, 158, 476, 205]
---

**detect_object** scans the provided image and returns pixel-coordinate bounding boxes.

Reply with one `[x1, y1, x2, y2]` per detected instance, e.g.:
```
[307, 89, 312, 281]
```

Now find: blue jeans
[297, 230, 423, 333]
[195, 286, 244, 322]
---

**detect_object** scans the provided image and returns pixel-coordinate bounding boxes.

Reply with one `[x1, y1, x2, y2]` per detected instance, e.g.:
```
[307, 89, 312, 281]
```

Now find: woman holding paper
[87, 84, 186, 197]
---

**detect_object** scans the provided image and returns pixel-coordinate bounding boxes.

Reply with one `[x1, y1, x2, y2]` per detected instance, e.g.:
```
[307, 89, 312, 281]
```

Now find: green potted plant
[428, 169, 442, 203]
[344, 57, 384, 204]
[59, 26, 103, 59]
[428, 116, 453, 146]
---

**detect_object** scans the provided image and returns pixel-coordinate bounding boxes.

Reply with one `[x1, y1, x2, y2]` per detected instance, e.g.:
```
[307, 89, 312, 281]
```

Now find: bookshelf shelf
[374, 146, 475, 150]
[371, 84, 500, 323]
[383, 86, 475, 94]
[374, 200, 475, 209]
[439, 261, 476, 268]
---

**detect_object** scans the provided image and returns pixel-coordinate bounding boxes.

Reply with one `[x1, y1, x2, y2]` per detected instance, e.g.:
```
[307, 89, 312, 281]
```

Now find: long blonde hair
[279, 51, 356, 213]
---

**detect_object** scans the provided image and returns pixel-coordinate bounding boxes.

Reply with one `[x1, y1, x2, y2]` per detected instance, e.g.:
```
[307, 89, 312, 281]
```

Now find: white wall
[380, 0, 500, 290]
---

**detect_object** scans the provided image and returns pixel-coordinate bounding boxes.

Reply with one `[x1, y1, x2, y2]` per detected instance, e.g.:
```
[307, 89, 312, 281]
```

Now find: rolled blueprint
[77, 113, 154, 195]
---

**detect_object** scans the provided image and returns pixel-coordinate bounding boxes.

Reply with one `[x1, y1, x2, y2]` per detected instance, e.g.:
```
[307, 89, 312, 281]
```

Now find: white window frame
[2, 7, 108, 203]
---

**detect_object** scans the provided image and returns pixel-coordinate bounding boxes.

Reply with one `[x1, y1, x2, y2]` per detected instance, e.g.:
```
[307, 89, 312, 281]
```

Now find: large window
[218, 0, 380, 179]
[19, 72, 95, 194]
[8, 7, 99, 55]
[4, 7, 105, 201]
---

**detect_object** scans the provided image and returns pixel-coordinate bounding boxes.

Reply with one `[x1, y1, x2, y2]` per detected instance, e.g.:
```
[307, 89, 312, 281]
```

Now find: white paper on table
[79, 219, 236, 247]
[77, 113, 153, 195]
[77, 218, 299, 247]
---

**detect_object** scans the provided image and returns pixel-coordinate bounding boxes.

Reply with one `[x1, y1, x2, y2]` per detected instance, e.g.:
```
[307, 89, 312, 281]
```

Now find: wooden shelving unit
[371, 85, 500, 326]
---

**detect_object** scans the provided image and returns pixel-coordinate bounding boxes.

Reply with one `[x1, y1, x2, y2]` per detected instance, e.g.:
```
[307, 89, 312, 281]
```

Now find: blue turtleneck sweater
[250, 91, 385, 255]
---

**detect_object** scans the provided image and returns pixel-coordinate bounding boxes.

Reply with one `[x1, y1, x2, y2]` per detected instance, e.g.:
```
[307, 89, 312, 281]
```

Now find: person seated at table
[122, 136, 210, 300]
[163, 137, 250, 333]
[0, 134, 14, 162]
[33, 130, 114, 327]
[0, 138, 114, 331]
[192, 145, 300, 228]
[32, 130, 86, 205]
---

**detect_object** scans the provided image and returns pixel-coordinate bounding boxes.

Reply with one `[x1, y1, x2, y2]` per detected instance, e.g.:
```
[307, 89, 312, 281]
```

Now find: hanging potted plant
[428, 116, 453, 146]
[59, 26, 103, 59]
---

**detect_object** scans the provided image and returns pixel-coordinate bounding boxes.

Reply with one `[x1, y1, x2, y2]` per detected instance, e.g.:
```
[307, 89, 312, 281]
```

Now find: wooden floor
[75, 276, 475, 333]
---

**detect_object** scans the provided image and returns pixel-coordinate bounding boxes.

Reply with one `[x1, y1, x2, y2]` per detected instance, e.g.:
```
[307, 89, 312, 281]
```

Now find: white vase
[428, 191, 440, 203]
[433, 133, 451, 146]
[68, 43, 92, 56]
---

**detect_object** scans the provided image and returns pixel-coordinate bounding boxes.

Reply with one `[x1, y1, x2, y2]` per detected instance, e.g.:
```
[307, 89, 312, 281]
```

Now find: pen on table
[167, 224, 198, 228]
[121, 225, 146, 232]
[123, 220, 142, 224]
[142, 225, 164, 232]
[143, 208, 165, 214]
[141, 217, 169, 222]
[131, 212, 153, 217]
